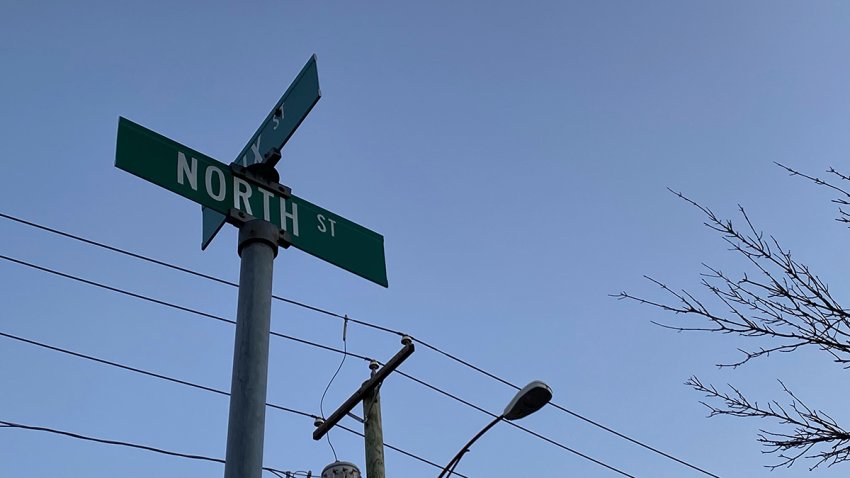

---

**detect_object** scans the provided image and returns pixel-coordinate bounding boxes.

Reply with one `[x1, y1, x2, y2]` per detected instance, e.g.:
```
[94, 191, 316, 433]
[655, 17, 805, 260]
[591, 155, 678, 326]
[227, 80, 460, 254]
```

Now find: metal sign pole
[112, 55, 390, 478]
[223, 219, 280, 478]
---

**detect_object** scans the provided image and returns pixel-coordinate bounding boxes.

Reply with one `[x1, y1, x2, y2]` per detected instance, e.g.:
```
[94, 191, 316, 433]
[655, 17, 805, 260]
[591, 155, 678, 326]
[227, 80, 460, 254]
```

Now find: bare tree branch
[614, 165, 850, 469]
[775, 162, 850, 226]
[687, 377, 850, 470]
[614, 187, 850, 367]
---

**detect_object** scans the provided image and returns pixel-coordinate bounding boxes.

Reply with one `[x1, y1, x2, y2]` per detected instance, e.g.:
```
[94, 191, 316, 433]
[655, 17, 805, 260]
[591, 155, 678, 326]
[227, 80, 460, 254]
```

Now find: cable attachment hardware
[230, 162, 291, 198]
[225, 208, 257, 228]
[263, 147, 282, 165]
[346, 412, 365, 424]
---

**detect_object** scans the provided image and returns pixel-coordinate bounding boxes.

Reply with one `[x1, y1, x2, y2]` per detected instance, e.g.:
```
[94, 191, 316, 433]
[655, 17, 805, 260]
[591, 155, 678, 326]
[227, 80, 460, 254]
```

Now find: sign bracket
[231, 162, 292, 199]
[225, 208, 292, 248]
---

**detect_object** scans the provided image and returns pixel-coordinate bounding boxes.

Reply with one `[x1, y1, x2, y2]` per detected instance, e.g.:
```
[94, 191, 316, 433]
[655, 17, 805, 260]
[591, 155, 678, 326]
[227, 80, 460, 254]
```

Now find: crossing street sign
[116, 117, 388, 287]
[202, 55, 321, 250]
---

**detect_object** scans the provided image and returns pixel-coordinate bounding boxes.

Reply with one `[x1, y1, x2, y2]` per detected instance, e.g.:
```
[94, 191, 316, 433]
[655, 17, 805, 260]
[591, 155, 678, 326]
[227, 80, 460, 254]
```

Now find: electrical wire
[319, 316, 350, 461]
[0, 419, 294, 476]
[0, 212, 397, 336]
[334, 422, 462, 475]
[0, 253, 375, 366]
[410, 337, 721, 478]
[0, 212, 719, 477]
[0, 252, 647, 478]
[0, 212, 716, 477]
[267, 472, 312, 478]
[0, 330, 313, 419]
[393, 370, 637, 478]
[1, 252, 654, 477]
[0, 330, 470, 478]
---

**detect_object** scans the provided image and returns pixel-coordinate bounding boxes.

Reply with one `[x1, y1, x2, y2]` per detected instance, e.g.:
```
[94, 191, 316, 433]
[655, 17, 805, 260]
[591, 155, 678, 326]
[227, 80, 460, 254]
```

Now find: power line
[0, 419, 294, 476]
[0, 253, 375, 364]
[0, 330, 469, 478]
[0, 212, 718, 477]
[0, 212, 714, 476]
[0, 330, 313, 419]
[0, 255, 638, 478]
[334, 422, 455, 474]
[394, 370, 638, 478]
[410, 337, 720, 477]
[0, 211, 398, 337]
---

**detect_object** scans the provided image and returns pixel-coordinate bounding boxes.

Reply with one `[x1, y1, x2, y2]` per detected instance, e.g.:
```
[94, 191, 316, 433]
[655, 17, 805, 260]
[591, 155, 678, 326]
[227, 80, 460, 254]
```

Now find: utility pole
[363, 361, 385, 478]
[223, 218, 281, 478]
[313, 337, 413, 478]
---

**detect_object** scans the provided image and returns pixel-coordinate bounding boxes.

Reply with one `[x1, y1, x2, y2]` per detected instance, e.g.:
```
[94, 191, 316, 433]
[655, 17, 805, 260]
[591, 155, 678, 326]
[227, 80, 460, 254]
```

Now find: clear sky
[0, 1, 847, 477]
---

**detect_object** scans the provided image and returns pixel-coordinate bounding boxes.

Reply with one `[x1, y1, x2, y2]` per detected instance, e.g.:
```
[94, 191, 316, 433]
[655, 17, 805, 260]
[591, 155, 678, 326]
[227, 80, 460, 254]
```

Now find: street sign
[116, 117, 388, 287]
[203, 54, 321, 250]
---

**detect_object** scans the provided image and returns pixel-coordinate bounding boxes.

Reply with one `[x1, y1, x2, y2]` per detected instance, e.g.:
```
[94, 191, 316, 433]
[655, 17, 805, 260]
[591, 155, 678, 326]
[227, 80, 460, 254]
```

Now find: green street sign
[203, 55, 321, 250]
[235, 54, 320, 169]
[116, 117, 388, 288]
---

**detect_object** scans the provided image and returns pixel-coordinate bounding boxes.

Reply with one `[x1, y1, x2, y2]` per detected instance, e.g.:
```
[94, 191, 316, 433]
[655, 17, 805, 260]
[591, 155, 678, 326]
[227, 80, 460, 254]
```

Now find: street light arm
[444, 452, 467, 478]
[437, 415, 504, 478]
[436, 381, 551, 478]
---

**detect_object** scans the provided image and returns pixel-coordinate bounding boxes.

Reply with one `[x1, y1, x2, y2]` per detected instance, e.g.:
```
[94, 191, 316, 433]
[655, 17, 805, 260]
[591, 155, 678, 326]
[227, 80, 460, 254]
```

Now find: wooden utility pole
[363, 362, 385, 478]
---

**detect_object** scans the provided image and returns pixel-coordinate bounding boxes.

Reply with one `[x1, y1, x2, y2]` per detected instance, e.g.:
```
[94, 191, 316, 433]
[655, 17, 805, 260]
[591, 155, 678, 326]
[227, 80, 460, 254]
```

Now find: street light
[437, 380, 553, 478]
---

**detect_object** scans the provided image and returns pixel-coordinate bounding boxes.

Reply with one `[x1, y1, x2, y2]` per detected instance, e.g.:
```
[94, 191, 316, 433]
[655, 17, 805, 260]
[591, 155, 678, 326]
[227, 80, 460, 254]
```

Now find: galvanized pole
[362, 361, 385, 478]
[223, 219, 280, 478]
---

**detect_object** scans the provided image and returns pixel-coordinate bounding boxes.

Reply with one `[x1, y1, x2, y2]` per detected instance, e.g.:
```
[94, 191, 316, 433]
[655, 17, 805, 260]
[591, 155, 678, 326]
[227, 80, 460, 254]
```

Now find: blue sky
[1, 1, 847, 477]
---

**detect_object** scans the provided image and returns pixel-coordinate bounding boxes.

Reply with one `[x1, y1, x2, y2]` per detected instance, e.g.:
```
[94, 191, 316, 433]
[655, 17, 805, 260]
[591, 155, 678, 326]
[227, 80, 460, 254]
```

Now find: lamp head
[502, 380, 552, 421]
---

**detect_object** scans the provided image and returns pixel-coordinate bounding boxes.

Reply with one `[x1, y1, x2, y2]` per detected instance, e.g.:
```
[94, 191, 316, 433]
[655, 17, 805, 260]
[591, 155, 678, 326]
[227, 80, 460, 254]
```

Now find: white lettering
[317, 214, 337, 237]
[259, 188, 273, 222]
[251, 136, 263, 164]
[176, 152, 197, 191]
[233, 178, 253, 215]
[279, 198, 299, 237]
[241, 135, 262, 166]
[205, 166, 226, 201]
